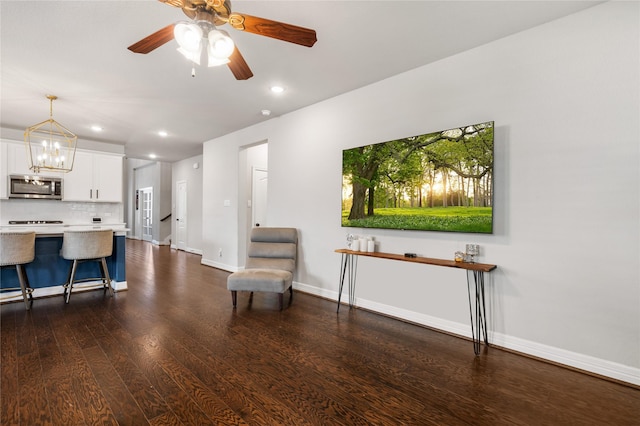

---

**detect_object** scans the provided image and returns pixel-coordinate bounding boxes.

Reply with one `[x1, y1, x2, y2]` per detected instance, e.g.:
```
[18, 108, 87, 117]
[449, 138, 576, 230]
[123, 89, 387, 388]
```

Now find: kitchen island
[0, 224, 128, 303]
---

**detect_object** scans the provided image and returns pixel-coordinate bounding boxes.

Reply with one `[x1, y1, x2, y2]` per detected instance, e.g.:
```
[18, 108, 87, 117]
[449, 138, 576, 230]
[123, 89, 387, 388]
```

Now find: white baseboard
[201, 258, 239, 273]
[1, 279, 128, 304]
[293, 282, 640, 387]
[170, 244, 203, 255]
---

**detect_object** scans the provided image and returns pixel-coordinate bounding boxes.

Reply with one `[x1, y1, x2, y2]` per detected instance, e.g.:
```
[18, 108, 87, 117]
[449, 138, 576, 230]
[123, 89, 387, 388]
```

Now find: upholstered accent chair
[227, 227, 298, 310]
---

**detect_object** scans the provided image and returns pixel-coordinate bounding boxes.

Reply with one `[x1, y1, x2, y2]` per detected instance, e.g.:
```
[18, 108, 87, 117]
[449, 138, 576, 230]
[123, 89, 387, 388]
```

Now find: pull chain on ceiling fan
[127, 0, 317, 80]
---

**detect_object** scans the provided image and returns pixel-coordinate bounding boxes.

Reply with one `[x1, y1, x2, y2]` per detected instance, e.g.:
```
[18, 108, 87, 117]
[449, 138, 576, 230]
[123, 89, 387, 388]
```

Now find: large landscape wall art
[342, 121, 494, 233]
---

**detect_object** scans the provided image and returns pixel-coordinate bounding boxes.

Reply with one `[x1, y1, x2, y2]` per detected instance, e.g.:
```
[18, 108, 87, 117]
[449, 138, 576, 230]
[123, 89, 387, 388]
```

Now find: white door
[140, 187, 153, 242]
[176, 180, 187, 251]
[252, 167, 268, 228]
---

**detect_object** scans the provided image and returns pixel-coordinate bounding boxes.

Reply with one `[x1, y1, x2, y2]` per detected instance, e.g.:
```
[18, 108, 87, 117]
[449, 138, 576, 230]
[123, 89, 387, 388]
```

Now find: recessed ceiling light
[149, 154, 157, 159]
[270, 85, 284, 94]
[158, 130, 168, 137]
[261, 109, 271, 116]
[91, 125, 103, 132]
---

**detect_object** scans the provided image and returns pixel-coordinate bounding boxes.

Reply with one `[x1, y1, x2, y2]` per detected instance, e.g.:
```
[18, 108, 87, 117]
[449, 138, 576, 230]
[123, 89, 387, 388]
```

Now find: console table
[335, 249, 497, 355]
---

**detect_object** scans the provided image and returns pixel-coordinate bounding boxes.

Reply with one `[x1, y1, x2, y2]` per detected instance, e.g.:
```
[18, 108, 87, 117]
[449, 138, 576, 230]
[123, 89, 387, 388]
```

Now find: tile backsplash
[0, 199, 124, 225]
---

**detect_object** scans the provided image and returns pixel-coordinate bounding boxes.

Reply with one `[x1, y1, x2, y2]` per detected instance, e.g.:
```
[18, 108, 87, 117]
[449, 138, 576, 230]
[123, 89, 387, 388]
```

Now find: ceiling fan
[127, 0, 317, 80]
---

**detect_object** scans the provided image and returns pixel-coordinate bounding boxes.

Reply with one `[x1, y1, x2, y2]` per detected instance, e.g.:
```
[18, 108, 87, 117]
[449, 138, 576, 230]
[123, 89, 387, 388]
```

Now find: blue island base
[0, 235, 127, 303]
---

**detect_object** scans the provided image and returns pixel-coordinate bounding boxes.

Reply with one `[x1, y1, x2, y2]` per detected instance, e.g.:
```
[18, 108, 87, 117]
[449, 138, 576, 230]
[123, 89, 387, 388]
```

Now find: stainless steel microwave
[9, 175, 63, 200]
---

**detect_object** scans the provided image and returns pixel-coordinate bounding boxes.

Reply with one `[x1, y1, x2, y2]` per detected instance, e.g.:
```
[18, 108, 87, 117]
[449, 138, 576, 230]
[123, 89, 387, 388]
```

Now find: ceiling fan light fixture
[177, 46, 201, 65]
[207, 53, 230, 67]
[174, 22, 203, 53]
[207, 29, 234, 59]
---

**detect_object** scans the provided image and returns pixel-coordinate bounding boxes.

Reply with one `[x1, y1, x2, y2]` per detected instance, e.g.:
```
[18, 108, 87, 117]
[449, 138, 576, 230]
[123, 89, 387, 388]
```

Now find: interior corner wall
[125, 159, 171, 244]
[158, 162, 172, 244]
[124, 158, 155, 238]
[201, 2, 639, 384]
[171, 155, 203, 253]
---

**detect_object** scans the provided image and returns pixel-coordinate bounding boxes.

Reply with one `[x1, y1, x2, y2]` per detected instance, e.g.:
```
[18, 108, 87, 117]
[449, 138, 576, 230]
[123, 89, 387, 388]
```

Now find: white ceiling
[1, 0, 601, 163]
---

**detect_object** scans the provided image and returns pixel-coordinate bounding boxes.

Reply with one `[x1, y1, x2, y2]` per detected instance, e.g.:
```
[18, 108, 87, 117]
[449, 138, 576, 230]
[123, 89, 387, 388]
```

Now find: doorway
[176, 180, 187, 250]
[252, 167, 268, 228]
[238, 142, 268, 263]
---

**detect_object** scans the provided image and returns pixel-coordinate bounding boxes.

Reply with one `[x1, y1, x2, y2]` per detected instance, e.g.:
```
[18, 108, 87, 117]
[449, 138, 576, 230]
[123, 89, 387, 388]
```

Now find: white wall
[159, 162, 172, 243]
[201, 2, 639, 384]
[171, 155, 203, 254]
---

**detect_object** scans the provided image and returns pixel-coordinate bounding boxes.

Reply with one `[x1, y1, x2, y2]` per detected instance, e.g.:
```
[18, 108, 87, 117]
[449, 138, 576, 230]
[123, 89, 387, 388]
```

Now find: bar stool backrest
[0, 232, 36, 266]
[61, 230, 113, 260]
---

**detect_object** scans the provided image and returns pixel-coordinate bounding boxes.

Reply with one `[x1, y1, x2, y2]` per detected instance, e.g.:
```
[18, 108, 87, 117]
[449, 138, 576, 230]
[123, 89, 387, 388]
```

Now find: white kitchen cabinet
[3, 141, 66, 177]
[63, 151, 123, 202]
[6, 142, 35, 176]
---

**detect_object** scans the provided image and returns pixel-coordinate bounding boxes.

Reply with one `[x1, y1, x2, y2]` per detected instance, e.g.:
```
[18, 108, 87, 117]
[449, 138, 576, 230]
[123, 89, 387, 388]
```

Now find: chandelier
[24, 95, 77, 173]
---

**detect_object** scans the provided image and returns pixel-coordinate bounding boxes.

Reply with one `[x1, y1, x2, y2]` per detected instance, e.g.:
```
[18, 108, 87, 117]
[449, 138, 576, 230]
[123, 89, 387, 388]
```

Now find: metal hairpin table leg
[348, 255, 357, 309]
[337, 253, 358, 313]
[337, 253, 348, 312]
[466, 270, 489, 355]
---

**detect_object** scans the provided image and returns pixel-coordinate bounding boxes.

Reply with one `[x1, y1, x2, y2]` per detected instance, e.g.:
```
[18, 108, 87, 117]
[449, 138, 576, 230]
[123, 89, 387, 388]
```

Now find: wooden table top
[335, 249, 497, 272]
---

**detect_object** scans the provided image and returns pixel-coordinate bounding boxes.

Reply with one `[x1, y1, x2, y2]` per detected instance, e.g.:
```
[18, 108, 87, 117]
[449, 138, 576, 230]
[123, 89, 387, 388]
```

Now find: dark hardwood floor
[2, 239, 639, 425]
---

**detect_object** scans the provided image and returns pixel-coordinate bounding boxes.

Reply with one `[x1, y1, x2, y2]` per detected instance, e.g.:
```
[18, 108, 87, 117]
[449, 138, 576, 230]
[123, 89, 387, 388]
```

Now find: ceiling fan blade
[229, 14, 317, 47]
[227, 46, 254, 80]
[127, 24, 176, 54]
[157, 0, 186, 8]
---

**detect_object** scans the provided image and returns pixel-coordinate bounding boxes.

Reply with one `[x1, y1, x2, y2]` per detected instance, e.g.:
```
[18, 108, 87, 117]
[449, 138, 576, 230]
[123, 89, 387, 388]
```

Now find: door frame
[176, 180, 188, 251]
[251, 167, 268, 228]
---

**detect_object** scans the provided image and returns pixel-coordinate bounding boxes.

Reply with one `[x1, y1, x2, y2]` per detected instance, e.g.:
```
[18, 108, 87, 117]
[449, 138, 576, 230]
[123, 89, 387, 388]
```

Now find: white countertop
[0, 223, 129, 236]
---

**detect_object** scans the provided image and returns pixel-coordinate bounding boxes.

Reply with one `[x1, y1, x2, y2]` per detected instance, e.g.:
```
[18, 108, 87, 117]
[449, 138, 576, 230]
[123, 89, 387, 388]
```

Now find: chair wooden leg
[278, 293, 284, 311]
[289, 286, 293, 302]
[231, 291, 237, 308]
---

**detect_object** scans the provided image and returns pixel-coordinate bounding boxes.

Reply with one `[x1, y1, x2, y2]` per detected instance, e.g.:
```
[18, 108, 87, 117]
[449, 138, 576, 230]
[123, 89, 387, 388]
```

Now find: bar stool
[61, 229, 115, 304]
[0, 231, 36, 310]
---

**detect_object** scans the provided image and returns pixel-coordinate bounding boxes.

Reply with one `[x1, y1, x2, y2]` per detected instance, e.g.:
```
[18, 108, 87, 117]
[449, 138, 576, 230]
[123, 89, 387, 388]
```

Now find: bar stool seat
[61, 229, 115, 303]
[0, 231, 36, 310]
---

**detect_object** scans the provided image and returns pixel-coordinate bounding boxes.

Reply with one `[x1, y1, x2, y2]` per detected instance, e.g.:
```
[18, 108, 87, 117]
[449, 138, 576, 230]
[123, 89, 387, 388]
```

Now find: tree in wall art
[342, 121, 494, 233]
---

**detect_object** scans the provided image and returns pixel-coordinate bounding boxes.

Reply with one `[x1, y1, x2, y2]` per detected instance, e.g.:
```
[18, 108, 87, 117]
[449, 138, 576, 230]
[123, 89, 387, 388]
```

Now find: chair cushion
[0, 232, 35, 266]
[227, 268, 293, 293]
[61, 230, 113, 260]
[250, 228, 297, 244]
